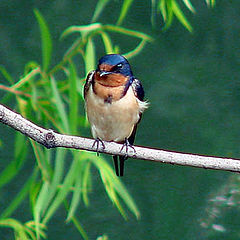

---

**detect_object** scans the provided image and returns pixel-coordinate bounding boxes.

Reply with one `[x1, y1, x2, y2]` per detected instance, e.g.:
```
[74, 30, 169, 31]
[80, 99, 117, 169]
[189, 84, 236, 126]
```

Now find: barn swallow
[84, 54, 148, 176]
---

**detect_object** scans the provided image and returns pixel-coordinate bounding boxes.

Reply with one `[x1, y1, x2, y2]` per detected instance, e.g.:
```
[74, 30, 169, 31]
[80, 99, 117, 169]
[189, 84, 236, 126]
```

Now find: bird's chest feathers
[92, 72, 129, 103]
[85, 85, 140, 141]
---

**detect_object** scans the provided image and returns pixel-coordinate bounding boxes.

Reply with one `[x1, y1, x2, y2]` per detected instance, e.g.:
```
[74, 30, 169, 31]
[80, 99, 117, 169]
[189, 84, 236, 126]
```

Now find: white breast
[85, 85, 146, 142]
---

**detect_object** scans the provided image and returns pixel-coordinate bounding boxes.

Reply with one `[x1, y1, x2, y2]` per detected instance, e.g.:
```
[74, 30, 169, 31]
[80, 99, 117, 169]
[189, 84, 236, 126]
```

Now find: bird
[84, 54, 148, 176]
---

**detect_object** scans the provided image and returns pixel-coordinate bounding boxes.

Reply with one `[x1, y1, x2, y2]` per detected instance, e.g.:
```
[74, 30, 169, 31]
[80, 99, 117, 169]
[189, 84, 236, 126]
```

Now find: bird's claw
[92, 138, 105, 156]
[120, 138, 136, 158]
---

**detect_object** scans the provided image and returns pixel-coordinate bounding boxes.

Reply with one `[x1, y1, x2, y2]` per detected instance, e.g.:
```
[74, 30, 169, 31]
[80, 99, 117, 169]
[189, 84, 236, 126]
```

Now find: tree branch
[0, 103, 240, 173]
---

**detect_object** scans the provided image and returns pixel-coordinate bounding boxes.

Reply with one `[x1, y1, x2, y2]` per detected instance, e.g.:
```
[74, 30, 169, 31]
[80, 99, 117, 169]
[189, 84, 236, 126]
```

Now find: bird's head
[95, 54, 133, 87]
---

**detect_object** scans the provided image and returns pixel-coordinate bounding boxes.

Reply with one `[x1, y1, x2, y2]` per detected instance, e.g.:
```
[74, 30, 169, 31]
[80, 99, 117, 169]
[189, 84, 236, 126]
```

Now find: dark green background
[1, 1, 240, 239]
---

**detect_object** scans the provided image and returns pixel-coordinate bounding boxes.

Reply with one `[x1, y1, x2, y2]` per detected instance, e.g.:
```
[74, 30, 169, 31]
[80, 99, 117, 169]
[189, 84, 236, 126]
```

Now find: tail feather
[113, 155, 119, 176]
[119, 156, 126, 177]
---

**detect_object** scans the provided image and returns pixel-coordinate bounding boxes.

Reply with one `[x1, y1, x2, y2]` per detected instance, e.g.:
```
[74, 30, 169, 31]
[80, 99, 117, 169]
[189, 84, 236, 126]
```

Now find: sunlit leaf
[0, 65, 14, 84]
[34, 9, 52, 72]
[104, 24, 153, 42]
[50, 75, 70, 133]
[206, 0, 215, 7]
[91, 0, 111, 22]
[124, 39, 147, 59]
[68, 61, 79, 135]
[39, 149, 66, 215]
[100, 31, 114, 54]
[116, 0, 134, 25]
[90, 155, 140, 219]
[66, 154, 83, 221]
[42, 158, 79, 224]
[85, 38, 96, 75]
[61, 23, 102, 39]
[182, 0, 196, 13]
[158, 0, 167, 21]
[172, 0, 193, 32]
[11, 67, 40, 90]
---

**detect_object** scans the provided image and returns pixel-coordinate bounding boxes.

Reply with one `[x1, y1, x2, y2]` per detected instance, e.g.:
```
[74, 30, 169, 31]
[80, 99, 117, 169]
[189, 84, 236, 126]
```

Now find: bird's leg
[120, 138, 136, 157]
[92, 138, 105, 156]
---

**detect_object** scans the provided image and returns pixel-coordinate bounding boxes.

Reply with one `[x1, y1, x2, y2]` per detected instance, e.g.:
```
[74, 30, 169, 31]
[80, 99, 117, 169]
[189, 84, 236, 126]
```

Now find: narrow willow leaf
[172, 0, 193, 32]
[182, 0, 196, 13]
[34, 9, 52, 72]
[124, 39, 147, 59]
[61, 23, 102, 39]
[69, 61, 79, 135]
[68, 214, 88, 240]
[91, 155, 140, 219]
[11, 67, 40, 90]
[104, 24, 153, 42]
[82, 161, 92, 206]
[0, 219, 29, 240]
[40, 148, 66, 215]
[162, 0, 174, 31]
[100, 31, 114, 54]
[66, 154, 83, 221]
[116, 0, 134, 25]
[50, 75, 70, 133]
[91, 0, 111, 22]
[206, 0, 215, 7]
[158, 0, 167, 21]
[85, 38, 96, 75]
[0, 65, 14, 84]
[151, 0, 156, 26]
[33, 181, 50, 238]
[42, 159, 79, 224]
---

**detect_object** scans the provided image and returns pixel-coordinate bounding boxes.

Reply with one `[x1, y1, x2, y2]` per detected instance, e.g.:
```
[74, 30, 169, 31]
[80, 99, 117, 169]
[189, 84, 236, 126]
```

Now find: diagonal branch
[0, 103, 240, 173]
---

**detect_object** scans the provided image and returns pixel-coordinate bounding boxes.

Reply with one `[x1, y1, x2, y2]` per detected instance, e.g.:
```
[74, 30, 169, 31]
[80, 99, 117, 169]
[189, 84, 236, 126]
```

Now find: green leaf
[151, 0, 157, 26]
[61, 23, 102, 39]
[100, 31, 114, 54]
[116, 0, 134, 25]
[66, 154, 83, 221]
[85, 38, 96, 75]
[161, 0, 174, 31]
[104, 24, 153, 42]
[158, 0, 167, 21]
[91, 0, 111, 22]
[69, 61, 79, 135]
[0, 65, 14, 84]
[182, 0, 196, 13]
[34, 9, 52, 72]
[50, 75, 70, 133]
[172, 0, 193, 32]
[124, 39, 148, 59]
[206, 0, 215, 7]
[39, 149, 66, 215]
[42, 158, 79, 224]
[90, 154, 140, 219]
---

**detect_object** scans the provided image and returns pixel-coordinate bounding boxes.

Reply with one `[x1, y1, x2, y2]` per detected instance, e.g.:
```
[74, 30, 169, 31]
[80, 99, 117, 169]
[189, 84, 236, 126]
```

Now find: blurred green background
[1, 0, 240, 239]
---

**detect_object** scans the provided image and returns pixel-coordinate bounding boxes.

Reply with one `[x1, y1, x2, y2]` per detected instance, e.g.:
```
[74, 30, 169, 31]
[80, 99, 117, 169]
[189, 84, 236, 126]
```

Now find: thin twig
[0, 103, 240, 173]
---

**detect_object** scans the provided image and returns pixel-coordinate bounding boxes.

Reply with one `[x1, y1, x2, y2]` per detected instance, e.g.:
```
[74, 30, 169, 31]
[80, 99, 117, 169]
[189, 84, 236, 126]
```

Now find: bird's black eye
[116, 63, 123, 69]
[112, 63, 123, 72]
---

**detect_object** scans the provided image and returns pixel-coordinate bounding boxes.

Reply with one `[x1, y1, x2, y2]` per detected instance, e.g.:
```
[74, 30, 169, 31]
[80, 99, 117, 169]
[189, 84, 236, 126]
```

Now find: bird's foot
[92, 138, 105, 156]
[120, 138, 136, 157]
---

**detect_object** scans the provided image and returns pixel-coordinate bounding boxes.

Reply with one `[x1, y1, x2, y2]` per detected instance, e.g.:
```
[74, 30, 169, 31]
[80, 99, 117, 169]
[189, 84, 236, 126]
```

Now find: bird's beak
[99, 71, 111, 77]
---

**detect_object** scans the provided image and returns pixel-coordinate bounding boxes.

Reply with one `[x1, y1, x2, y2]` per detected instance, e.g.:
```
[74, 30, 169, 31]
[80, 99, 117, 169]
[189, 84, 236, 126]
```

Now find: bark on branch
[0, 103, 240, 173]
